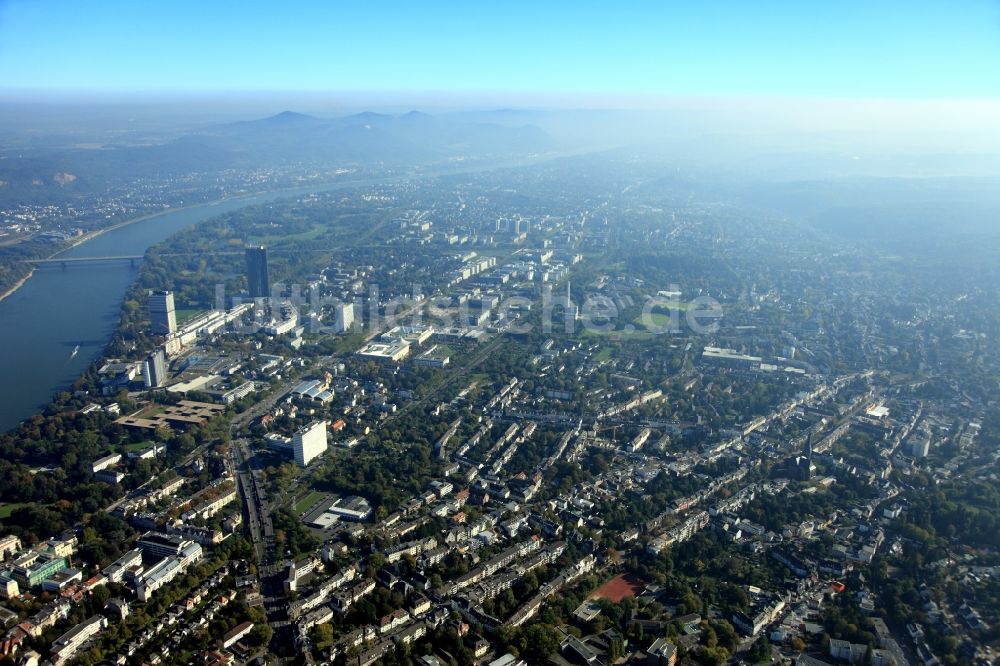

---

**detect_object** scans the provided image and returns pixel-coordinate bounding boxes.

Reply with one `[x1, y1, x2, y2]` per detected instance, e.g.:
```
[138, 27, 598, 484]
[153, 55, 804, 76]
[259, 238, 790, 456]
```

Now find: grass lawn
[633, 306, 694, 331]
[124, 440, 156, 452]
[250, 224, 326, 246]
[175, 308, 203, 325]
[581, 326, 654, 341]
[139, 407, 166, 419]
[331, 329, 368, 354]
[422, 344, 454, 360]
[294, 491, 326, 515]
[635, 311, 675, 330]
[593, 347, 612, 363]
[654, 300, 691, 311]
[0, 502, 34, 519]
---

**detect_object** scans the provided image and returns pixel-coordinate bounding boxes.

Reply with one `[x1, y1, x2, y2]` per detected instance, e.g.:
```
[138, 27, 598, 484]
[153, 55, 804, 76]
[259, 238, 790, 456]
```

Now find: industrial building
[356, 338, 411, 363]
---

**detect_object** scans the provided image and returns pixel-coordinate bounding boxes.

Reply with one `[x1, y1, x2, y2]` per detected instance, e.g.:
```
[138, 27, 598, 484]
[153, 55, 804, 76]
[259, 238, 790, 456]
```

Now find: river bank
[0, 150, 581, 431]
[0, 150, 576, 305]
[0, 177, 380, 432]
[0, 267, 35, 303]
[0, 204, 211, 303]
[0, 187, 309, 304]
[0, 219, 116, 303]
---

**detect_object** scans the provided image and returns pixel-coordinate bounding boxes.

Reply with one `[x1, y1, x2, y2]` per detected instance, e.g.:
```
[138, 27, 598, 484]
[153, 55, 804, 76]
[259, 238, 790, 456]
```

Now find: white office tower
[335, 302, 355, 333]
[143, 348, 168, 389]
[293, 420, 328, 467]
[565, 281, 579, 320]
[910, 439, 930, 458]
[148, 290, 177, 335]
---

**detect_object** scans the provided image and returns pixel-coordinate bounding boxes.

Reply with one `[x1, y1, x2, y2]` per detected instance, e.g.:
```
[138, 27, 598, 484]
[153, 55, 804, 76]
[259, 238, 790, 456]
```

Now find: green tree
[517, 624, 562, 662]
[310, 623, 334, 648]
[747, 635, 771, 663]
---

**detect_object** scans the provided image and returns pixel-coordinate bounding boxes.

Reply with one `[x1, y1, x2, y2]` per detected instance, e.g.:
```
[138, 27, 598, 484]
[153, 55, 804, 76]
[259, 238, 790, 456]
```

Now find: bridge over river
[23, 255, 144, 266]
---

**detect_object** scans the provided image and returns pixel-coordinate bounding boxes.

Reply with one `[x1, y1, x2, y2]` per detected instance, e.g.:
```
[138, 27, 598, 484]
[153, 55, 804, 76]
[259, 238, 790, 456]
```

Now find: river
[0, 184, 364, 432]
[0, 151, 585, 433]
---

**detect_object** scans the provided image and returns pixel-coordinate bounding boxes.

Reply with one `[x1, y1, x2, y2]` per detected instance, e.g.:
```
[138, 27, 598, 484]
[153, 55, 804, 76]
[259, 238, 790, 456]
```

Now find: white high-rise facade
[293, 420, 328, 467]
[143, 348, 168, 388]
[335, 302, 355, 333]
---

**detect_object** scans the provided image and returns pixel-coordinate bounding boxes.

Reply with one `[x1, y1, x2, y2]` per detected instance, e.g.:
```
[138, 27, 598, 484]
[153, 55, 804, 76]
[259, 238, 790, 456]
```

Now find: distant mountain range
[211, 109, 554, 164]
[0, 110, 555, 205]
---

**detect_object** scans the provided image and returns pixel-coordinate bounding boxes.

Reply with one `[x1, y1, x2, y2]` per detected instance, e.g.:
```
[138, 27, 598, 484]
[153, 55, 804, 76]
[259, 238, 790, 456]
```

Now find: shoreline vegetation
[0, 151, 569, 304]
[0, 178, 310, 302]
[0, 197, 241, 303]
[0, 172, 377, 303]
[0, 153, 569, 434]
[0, 266, 34, 302]
[0, 178, 355, 430]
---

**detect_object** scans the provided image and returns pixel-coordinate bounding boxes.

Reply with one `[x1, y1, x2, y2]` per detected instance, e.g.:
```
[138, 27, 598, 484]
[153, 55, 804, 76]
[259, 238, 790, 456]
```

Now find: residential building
[222, 621, 254, 650]
[50, 615, 107, 665]
[135, 542, 202, 602]
[137, 532, 193, 559]
[0, 535, 21, 559]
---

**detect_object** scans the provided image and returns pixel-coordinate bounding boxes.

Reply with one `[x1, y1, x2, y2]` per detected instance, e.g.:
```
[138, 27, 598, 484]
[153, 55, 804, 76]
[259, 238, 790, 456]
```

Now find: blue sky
[1, 0, 999, 99]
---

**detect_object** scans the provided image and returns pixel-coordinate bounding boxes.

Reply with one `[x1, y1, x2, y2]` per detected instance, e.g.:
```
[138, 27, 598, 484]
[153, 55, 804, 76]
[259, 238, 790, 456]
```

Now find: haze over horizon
[2, 4, 1000, 665]
[3, 0, 1000, 158]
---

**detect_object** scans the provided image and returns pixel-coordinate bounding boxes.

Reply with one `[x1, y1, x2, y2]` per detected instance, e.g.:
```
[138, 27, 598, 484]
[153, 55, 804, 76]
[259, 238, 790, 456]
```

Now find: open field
[589, 573, 645, 603]
[294, 491, 327, 515]
[124, 440, 157, 452]
[175, 308, 202, 325]
[0, 502, 34, 519]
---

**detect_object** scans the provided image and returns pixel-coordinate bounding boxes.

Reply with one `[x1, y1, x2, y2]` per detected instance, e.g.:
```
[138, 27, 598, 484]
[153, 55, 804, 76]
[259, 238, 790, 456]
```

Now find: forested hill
[0, 110, 554, 207]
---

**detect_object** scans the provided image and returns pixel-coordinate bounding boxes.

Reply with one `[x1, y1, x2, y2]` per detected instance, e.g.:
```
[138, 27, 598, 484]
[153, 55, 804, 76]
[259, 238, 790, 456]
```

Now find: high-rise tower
[293, 420, 328, 467]
[246, 246, 270, 299]
[148, 290, 176, 336]
[143, 348, 168, 389]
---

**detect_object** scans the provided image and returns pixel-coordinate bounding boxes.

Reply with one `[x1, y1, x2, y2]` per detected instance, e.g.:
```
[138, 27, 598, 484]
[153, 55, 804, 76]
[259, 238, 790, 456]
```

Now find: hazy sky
[2, 0, 1000, 99]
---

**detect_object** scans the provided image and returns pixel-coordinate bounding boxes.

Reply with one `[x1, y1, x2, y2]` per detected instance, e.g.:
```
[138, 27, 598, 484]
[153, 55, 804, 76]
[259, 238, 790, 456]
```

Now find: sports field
[589, 573, 645, 603]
